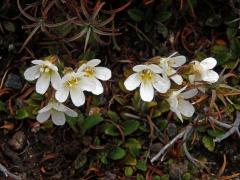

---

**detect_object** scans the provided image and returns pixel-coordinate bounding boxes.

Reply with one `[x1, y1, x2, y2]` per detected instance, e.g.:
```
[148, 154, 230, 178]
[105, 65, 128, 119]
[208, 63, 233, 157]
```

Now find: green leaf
[160, 175, 170, 180]
[182, 172, 191, 180]
[81, 114, 103, 132]
[137, 174, 145, 180]
[15, 108, 29, 120]
[205, 14, 222, 27]
[227, 27, 237, 39]
[156, 23, 168, 38]
[124, 166, 133, 176]
[211, 45, 232, 65]
[107, 110, 120, 121]
[123, 120, 140, 136]
[207, 129, 224, 138]
[110, 147, 126, 160]
[0, 101, 7, 112]
[3, 21, 15, 32]
[156, 11, 172, 22]
[126, 138, 141, 157]
[230, 38, 240, 57]
[156, 119, 168, 131]
[66, 115, 80, 132]
[153, 176, 161, 180]
[30, 92, 44, 101]
[53, 23, 73, 37]
[74, 155, 87, 169]
[99, 152, 108, 165]
[202, 135, 215, 152]
[104, 123, 119, 136]
[136, 160, 147, 171]
[128, 9, 144, 22]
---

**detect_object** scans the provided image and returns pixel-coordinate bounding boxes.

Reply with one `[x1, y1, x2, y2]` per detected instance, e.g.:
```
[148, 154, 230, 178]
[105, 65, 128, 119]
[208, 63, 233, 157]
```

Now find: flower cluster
[124, 53, 219, 122]
[24, 53, 219, 125]
[24, 56, 111, 125]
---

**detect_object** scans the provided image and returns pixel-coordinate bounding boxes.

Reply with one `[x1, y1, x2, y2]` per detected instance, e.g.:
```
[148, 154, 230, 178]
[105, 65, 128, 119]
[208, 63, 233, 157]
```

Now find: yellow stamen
[64, 77, 80, 88]
[84, 67, 95, 77]
[140, 69, 153, 82]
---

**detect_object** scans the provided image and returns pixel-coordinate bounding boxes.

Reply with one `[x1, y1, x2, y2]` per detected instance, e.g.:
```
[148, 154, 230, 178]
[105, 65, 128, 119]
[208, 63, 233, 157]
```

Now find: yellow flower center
[64, 77, 80, 88]
[140, 69, 154, 82]
[40, 65, 51, 74]
[84, 66, 95, 77]
[192, 64, 204, 76]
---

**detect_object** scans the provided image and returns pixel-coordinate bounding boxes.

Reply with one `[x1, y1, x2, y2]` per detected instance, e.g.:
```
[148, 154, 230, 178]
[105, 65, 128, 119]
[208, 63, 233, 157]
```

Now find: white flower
[167, 86, 198, 122]
[36, 101, 78, 126]
[24, 59, 61, 94]
[159, 53, 186, 85]
[189, 57, 219, 83]
[77, 59, 111, 95]
[55, 71, 95, 107]
[124, 64, 170, 102]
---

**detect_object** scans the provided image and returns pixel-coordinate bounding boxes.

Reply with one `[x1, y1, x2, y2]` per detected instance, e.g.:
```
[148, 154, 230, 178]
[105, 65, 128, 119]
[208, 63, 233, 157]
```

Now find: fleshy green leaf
[127, 9, 144, 22]
[81, 114, 103, 132]
[15, 108, 29, 120]
[207, 129, 224, 138]
[110, 147, 126, 160]
[126, 138, 141, 157]
[0, 101, 7, 112]
[136, 160, 147, 171]
[123, 120, 140, 136]
[202, 135, 215, 152]
[156, 11, 172, 22]
[124, 166, 133, 176]
[104, 123, 119, 136]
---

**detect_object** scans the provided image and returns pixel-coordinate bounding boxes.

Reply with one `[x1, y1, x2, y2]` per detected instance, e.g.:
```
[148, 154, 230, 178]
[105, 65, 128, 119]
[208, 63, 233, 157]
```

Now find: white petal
[167, 96, 178, 110]
[94, 67, 112, 80]
[174, 86, 187, 96]
[153, 74, 170, 93]
[36, 74, 50, 94]
[202, 70, 219, 83]
[64, 107, 78, 117]
[170, 74, 183, 85]
[51, 71, 62, 90]
[53, 102, 67, 112]
[70, 88, 85, 106]
[55, 86, 69, 102]
[46, 63, 58, 72]
[189, 75, 196, 83]
[87, 59, 101, 67]
[92, 78, 104, 95]
[36, 111, 51, 123]
[31, 60, 44, 65]
[51, 111, 66, 126]
[77, 64, 87, 73]
[148, 64, 163, 73]
[124, 73, 141, 91]
[133, 65, 148, 72]
[169, 56, 186, 67]
[78, 77, 95, 91]
[200, 57, 217, 70]
[198, 86, 206, 93]
[38, 103, 54, 113]
[140, 82, 154, 102]
[178, 100, 195, 118]
[172, 108, 183, 122]
[24, 65, 40, 81]
[182, 89, 198, 99]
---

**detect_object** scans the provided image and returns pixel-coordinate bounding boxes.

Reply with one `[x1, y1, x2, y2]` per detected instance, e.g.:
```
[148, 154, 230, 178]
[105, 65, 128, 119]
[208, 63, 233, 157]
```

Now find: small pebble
[4, 73, 23, 90]
[150, 143, 163, 153]
[167, 123, 177, 138]
[8, 131, 27, 152]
